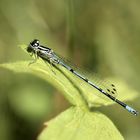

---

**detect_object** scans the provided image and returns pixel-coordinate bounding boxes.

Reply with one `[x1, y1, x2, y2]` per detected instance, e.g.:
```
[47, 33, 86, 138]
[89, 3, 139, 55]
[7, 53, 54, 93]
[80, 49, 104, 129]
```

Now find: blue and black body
[27, 39, 138, 116]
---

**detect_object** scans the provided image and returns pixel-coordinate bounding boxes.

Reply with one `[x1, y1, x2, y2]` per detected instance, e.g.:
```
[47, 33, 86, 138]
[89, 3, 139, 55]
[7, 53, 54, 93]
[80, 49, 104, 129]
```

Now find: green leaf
[0, 45, 138, 109]
[1, 60, 87, 109]
[38, 107, 124, 140]
[1, 45, 138, 109]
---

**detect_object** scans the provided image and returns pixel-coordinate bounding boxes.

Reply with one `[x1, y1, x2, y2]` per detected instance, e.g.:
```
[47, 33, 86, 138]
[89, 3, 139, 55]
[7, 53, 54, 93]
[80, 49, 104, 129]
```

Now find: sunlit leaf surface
[38, 107, 124, 140]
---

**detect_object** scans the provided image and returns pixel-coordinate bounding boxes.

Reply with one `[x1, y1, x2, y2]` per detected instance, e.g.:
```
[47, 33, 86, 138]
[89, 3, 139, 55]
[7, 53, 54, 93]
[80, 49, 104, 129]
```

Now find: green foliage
[0, 45, 139, 140]
[38, 107, 123, 140]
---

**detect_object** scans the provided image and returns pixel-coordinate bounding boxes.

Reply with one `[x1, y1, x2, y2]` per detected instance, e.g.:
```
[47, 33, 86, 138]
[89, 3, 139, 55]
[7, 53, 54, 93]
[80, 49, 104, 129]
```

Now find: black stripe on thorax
[38, 45, 51, 51]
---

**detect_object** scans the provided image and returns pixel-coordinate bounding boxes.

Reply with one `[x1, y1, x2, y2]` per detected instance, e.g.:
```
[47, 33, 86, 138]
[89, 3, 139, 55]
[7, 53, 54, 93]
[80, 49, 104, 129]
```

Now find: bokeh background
[0, 0, 140, 140]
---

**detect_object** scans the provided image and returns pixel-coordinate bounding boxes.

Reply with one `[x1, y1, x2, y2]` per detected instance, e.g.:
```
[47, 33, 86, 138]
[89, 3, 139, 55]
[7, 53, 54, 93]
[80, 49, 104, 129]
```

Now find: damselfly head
[27, 39, 40, 53]
[30, 39, 40, 47]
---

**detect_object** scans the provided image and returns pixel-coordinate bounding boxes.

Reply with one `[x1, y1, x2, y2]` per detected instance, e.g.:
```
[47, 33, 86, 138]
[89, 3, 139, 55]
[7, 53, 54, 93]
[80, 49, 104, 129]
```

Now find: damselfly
[27, 39, 138, 116]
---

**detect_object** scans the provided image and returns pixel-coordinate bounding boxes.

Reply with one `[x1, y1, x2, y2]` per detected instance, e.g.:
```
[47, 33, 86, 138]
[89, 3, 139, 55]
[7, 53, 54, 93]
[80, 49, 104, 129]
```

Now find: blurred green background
[0, 0, 140, 140]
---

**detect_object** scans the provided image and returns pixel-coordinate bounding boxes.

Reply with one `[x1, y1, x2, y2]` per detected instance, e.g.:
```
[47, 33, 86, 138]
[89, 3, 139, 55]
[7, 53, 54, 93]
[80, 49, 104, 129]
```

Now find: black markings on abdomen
[84, 78, 88, 82]
[70, 69, 74, 72]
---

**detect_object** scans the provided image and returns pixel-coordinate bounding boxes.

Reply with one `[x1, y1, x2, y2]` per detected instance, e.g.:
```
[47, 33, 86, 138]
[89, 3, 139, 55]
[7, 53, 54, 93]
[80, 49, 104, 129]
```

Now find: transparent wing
[93, 77, 117, 97]
[53, 52, 118, 102]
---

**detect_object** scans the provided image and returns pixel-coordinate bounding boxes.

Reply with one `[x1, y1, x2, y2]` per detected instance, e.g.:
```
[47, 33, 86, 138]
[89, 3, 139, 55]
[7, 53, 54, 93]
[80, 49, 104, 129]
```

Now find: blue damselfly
[27, 39, 138, 116]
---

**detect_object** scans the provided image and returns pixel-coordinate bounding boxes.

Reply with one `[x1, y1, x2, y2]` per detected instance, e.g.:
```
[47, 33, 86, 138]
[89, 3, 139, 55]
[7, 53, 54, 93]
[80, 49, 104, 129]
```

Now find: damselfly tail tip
[126, 105, 138, 116]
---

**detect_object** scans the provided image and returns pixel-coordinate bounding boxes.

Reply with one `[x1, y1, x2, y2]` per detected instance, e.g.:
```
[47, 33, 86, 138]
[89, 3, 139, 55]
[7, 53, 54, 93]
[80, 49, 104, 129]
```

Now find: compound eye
[30, 39, 40, 48]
